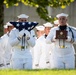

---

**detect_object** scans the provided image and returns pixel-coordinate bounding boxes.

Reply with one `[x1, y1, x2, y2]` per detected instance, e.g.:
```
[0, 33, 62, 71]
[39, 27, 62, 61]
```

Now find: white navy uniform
[9, 28, 35, 69]
[29, 30, 36, 59]
[28, 30, 36, 68]
[46, 25, 76, 69]
[33, 34, 53, 69]
[1, 33, 12, 68]
[0, 38, 4, 69]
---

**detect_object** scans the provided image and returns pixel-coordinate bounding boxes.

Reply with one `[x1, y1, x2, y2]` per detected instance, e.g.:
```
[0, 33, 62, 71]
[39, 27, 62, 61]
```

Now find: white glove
[66, 36, 71, 42]
[18, 29, 25, 38]
[24, 30, 31, 40]
[52, 36, 56, 42]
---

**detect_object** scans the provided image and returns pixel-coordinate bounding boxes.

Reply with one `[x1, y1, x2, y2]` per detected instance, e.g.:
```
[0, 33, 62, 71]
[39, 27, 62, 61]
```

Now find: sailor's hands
[66, 36, 71, 42]
[66, 36, 74, 43]
[18, 29, 25, 38]
[17, 29, 31, 40]
[24, 30, 31, 40]
[52, 36, 56, 42]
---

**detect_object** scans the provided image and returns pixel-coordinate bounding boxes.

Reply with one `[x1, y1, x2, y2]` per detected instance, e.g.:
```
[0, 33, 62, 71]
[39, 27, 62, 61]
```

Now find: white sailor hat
[6, 22, 13, 27]
[43, 22, 53, 27]
[36, 26, 45, 31]
[56, 13, 68, 18]
[54, 20, 59, 24]
[17, 14, 29, 19]
[4, 25, 8, 28]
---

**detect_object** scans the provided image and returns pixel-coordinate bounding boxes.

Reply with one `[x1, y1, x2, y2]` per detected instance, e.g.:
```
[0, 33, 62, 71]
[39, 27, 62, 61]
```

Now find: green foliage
[3, 0, 75, 22]
[0, 0, 74, 37]
[36, 6, 56, 22]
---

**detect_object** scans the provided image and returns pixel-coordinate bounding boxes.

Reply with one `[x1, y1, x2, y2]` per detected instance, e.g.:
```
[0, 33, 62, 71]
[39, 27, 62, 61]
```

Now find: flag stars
[10, 21, 38, 31]
[22, 22, 25, 25]
[28, 22, 31, 25]
[28, 27, 30, 30]
[17, 23, 20, 27]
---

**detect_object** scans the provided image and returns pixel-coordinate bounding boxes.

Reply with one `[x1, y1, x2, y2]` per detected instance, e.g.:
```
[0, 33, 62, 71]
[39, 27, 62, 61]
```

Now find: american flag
[10, 21, 38, 31]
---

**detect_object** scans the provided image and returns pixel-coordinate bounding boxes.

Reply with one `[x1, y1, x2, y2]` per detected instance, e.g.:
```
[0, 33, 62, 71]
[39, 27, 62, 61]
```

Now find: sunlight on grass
[0, 69, 76, 75]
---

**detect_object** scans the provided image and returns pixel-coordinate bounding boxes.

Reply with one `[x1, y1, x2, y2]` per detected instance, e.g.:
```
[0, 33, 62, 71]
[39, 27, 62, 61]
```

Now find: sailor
[0, 38, 4, 69]
[33, 25, 45, 69]
[46, 13, 76, 69]
[9, 14, 36, 69]
[3, 24, 8, 34]
[34, 23, 53, 69]
[0, 22, 14, 69]
[35, 25, 45, 39]
[17, 14, 29, 22]
[43, 22, 54, 69]
[0, 24, 8, 69]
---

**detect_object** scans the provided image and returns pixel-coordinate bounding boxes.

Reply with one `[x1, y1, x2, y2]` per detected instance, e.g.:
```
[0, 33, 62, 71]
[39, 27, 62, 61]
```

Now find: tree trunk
[0, 2, 4, 37]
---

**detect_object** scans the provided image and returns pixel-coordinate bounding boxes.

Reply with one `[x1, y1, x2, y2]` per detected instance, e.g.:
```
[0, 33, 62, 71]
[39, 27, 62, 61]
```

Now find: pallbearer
[46, 13, 76, 69]
[9, 14, 38, 69]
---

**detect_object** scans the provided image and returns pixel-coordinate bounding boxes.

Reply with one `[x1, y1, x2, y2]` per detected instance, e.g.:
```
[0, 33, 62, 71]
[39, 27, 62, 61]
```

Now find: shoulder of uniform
[50, 27, 58, 32]
[11, 28, 18, 32]
[30, 30, 36, 37]
[1, 34, 6, 39]
[68, 26, 76, 31]
[30, 30, 35, 34]
[12, 28, 16, 31]
[30, 30, 34, 32]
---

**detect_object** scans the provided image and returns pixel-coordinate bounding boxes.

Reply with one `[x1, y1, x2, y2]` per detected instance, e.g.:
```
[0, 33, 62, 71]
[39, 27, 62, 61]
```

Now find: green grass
[0, 69, 76, 75]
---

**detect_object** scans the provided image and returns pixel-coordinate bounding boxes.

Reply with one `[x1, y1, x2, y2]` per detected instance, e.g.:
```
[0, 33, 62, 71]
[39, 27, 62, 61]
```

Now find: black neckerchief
[59, 25, 67, 30]
[44, 34, 47, 38]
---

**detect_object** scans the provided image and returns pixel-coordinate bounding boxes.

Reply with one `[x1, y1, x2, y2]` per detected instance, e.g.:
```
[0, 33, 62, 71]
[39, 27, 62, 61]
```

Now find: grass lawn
[0, 69, 76, 75]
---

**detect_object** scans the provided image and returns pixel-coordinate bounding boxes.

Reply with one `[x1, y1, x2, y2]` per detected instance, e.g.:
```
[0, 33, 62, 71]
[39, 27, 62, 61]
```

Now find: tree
[4, 0, 75, 21]
[0, 0, 75, 36]
[0, 0, 4, 36]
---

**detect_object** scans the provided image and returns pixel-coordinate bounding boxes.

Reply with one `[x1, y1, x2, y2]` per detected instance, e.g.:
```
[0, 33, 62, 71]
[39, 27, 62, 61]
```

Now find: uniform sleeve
[72, 29, 76, 44]
[9, 29, 20, 47]
[33, 40, 42, 65]
[26, 30, 36, 47]
[68, 26, 76, 44]
[46, 28, 55, 44]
